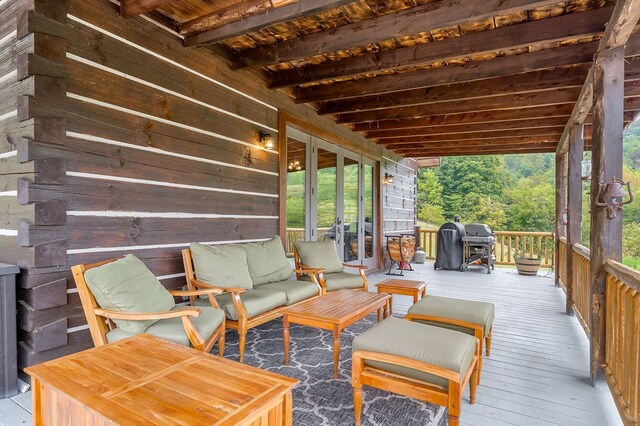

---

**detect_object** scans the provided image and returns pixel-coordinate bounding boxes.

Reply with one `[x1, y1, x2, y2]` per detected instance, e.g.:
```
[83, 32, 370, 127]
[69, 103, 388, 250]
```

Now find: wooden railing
[285, 227, 330, 256]
[558, 237, 568, 290]
[571, 243, 591, 336]
[419, 229, 555, 268]
[604, 260, 640, 426]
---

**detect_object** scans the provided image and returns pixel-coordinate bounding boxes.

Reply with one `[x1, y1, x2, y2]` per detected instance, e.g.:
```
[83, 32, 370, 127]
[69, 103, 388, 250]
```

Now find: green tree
[504, 177, 555, 232]
[464, 194, 507, 230]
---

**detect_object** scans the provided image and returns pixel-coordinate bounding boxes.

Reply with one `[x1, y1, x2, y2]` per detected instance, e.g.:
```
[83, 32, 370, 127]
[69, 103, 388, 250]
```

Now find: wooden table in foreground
[281, 289, 391, 379]
[376, 278, 428, 315]
[25, 334, 298, 426]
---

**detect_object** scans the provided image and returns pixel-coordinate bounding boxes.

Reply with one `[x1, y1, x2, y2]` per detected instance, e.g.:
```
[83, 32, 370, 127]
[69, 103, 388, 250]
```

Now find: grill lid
[464, 223, 493, 237]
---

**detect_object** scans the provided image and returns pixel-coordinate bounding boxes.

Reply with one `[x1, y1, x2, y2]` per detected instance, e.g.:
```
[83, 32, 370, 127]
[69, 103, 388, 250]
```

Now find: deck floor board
[368, 263, 621, 425]
[0, 264, 622, 425]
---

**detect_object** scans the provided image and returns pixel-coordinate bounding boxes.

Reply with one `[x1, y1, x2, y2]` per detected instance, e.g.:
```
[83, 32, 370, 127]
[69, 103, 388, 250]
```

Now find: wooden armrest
[353, 350, 461, 382]
[344, 263, 368, 270]
[169, 288, 222, 297]
[94, 308, 201, 321]
[297, 264, 326, 273]
[190, 279, 246, 294]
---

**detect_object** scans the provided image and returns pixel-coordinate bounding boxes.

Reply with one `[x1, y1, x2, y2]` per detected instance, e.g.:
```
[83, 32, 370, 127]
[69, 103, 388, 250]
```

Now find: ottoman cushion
[408, 295, 495, 336]
[352, 317, 476, 389]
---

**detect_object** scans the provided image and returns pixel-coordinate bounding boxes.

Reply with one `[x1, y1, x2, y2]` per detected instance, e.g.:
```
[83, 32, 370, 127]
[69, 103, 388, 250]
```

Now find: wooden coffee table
[376, 278, 428, 315]
[282, 289, 391, 378]
[25, 334, 298, 426]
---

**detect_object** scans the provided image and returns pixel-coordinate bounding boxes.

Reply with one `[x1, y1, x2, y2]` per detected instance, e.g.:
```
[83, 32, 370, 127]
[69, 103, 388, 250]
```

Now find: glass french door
[285, 127, 377, 269]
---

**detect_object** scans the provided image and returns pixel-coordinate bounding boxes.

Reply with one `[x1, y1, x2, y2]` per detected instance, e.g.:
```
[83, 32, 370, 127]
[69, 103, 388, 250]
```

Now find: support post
[555, 152, 567, 288]
[565, 124, 584, 315]
[589, 47, 624, 386]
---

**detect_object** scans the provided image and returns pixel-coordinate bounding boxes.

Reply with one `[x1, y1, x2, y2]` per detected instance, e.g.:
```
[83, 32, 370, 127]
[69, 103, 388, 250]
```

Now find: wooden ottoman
[352, 318, 479, 426]
[406, 295, 495, 381]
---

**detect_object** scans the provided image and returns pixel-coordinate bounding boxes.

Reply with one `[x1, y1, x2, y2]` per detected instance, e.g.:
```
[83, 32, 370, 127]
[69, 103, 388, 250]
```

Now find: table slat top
[25, 334, 297, 425]
[281, 290, 390, 324]
[376, 278, 428, 290]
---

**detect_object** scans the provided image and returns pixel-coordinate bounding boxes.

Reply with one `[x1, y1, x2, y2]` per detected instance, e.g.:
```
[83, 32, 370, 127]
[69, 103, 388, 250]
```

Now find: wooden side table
[376, 278, 428, 315]
[25, 334, 298, 426]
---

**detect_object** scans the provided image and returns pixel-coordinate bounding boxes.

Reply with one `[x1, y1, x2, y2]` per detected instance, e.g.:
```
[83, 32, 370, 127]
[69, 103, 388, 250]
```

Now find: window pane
[286, 137, 306, 257]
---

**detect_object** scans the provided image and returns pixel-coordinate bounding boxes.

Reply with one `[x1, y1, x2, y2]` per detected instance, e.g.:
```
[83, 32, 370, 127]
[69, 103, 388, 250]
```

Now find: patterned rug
[221, 314, 446, 426]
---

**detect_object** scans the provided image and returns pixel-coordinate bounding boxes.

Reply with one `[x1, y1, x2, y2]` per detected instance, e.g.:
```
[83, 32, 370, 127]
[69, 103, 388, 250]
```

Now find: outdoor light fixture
[288, 159, 302, 171]
[383, 173, 394, 185]
[260, 131, 276, 150]
[562, 209, 568, 225]
[581, 159, 592, 180]
[595, 177, 633, 219]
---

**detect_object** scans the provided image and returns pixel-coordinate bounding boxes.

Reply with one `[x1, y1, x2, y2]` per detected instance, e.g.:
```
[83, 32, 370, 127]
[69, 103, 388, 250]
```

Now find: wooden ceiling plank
[401, 146, 558, 157]
[271, 7, 612, 89]
[120, 0, 173, 17]
[556, 0, 640, 154]
[234, 0, 565, 69]
[380, 128, 566, 146]
[183, 0, 357, 46]
[295, 41, 599, 103]
[317, 67, 589, 114]
[335, 87, 582, 123]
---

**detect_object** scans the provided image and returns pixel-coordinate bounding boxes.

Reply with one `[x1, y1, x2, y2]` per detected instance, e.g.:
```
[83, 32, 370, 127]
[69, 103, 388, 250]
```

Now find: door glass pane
[343, 158, 360, 262]
[286, 137, 306, 258]
[364, 164, 374, 259]
[316, 148, 337, 242]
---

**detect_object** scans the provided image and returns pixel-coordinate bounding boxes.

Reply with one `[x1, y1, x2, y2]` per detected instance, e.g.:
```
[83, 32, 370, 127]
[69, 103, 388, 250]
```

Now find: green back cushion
[295, 240, 344, 273]
[241, 236, 292, 285]
[190, 242, 253, 289]
[84, 254, 175, 334]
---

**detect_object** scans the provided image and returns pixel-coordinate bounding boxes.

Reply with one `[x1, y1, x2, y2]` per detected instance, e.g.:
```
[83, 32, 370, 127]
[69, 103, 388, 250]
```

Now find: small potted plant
[514, 250, 541, 276]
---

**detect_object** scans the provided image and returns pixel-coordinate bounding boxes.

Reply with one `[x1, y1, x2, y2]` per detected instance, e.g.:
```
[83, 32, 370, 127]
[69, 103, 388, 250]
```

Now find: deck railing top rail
[605, 259, 640, 293]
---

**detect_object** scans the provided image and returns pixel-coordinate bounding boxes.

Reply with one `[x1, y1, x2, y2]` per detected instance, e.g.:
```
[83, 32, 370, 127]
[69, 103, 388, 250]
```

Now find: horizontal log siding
[381, 157, 417, 268]
[3, 0, 393, 369]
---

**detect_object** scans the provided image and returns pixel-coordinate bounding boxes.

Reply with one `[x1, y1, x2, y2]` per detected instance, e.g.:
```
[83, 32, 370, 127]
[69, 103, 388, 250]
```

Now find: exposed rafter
[234, 0, 564, 69]
[183, 0, 357, 47]
[379, 128, 567, 147]
[270, 7, 611, 89]
[120, 0, 172, 17]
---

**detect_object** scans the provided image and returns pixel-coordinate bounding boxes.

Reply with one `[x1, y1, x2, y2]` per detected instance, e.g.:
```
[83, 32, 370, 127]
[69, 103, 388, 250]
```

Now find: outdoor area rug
[221, 314, 447, 426]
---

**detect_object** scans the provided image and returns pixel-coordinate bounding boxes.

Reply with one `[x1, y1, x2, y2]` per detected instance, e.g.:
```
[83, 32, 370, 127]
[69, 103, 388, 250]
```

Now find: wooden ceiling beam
[317, 66, 588, 115]
[365, 118, 573, 139]
[351, 105, 575, 132]
[234, 0, 565, 69]
[295, 41, 599, 103]
[401, 146, 558, 157]
[183, 0, 357, 47]
[335, 87, 582, 123]
[380, 128, 565, 146]
[271, 7, 612, 89]
[120, 0, 173, 17]
[556, 0, 640, 154]
[391, 137, 558, 150]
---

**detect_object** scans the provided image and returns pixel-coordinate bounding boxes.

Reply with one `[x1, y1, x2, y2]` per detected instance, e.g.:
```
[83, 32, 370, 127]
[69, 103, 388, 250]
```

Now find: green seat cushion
[323, 271, 365, 291]
[195, 289, 286, 321]
[408, 295, 495, 336]
[84, 254, 175, 334]
[106, 306, 225, 347]
[295, 240, 344, 273]
[255, 278, 319, 305]
[190, 242, 253, 290]
[241, 236, 292, 285]
[352, 317, 477, 389]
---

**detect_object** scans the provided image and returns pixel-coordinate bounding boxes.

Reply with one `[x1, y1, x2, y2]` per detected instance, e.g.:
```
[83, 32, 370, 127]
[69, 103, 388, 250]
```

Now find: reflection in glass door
[343, 156, 360, 262]
[363, 162, 376, 268]
[316, 147, 337, 243]
[285, 135, 308, 258]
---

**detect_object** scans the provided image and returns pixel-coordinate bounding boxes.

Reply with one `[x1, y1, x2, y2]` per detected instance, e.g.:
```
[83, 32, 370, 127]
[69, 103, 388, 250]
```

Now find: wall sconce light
[595, 177, 633, 219]
[581, 160, 592, 180]
[259, 131, 276, 150]
[561, 209, 568, 225]
[383, 173, 394, 185]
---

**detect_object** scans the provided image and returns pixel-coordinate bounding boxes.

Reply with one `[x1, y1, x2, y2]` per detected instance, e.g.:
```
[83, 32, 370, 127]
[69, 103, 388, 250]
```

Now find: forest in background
[417, 120, 640, 268]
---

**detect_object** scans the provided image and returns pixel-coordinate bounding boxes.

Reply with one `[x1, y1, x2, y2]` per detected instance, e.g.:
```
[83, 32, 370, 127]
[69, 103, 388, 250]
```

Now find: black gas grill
[461, 223, 496, 274]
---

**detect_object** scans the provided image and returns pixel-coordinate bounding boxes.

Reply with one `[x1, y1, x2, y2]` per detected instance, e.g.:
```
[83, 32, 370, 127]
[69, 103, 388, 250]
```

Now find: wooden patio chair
[293, 240, 368, 295]
[72, 255, 225, 354]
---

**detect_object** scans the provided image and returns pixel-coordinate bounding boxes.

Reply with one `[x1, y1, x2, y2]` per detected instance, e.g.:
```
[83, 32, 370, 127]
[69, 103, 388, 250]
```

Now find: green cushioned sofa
[182, 236, 322, 362]
[293, 240, 368, 295]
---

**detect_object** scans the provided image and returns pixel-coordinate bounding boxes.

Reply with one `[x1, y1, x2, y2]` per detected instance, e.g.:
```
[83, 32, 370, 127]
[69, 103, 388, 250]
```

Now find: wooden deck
[0, 264, 622, 425]
[368, 263, 622, 426]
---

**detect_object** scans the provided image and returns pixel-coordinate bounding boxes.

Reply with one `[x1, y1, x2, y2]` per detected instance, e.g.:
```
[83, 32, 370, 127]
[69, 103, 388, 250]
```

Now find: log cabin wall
[381, 157, 418, 266]
[0, 0, 408, 369]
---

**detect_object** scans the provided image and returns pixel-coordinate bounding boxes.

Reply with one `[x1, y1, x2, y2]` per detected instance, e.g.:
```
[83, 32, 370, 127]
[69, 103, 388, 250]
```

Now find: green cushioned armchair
[71, 255, 225, 355]
[294, 240, 368, 295]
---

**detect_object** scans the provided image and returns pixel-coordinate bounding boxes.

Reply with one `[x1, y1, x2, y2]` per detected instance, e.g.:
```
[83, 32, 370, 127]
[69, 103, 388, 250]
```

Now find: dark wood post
[565, 124, 584, 315]
[554, 152, 567, 288]
[589, 47, 624, 386]
[414, 225, 421, 250]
